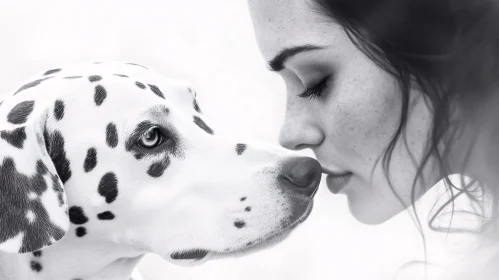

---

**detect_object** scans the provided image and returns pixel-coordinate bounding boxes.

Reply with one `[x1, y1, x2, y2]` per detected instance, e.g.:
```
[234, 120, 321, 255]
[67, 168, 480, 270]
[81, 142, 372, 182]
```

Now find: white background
[0, 1, 477, 279]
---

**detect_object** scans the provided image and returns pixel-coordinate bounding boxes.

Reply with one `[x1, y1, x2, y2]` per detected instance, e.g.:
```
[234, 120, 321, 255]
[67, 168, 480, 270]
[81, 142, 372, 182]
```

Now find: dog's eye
[137, 127, 163, 149]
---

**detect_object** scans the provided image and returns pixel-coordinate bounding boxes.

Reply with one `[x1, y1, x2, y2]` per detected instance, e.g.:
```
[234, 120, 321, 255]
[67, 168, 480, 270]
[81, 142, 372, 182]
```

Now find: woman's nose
[278, 111, 324, 151]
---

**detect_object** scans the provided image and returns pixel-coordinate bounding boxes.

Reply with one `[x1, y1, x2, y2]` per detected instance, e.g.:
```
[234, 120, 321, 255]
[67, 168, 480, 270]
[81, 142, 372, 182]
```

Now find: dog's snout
[278, 157, 321, 197]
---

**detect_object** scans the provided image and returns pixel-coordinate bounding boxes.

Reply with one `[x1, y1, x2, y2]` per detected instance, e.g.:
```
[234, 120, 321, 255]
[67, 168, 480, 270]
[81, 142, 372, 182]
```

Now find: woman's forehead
[248, 0, 343, 61]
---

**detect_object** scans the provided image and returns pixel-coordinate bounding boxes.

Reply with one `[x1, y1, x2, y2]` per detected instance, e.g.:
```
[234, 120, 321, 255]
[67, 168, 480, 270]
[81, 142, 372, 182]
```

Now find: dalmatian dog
[0, 62, 321, 280]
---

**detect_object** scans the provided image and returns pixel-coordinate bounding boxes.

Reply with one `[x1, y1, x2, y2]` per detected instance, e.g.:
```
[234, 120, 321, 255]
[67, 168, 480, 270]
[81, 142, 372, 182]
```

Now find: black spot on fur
[193, 99, 202, 113]
[45, 130, 72, 184]
[245, 207, 251, 212]
[51, 174, 64, 207]
[33, 250, 42, 257]
[98, 172, 118, 204]
[126, 63, 148, 69]
[0, 158, 65, 253]
[75, 227, 86, 237]
[135, 81, 146, 89]
[97, 211, 115, 220]
[14, 77, 52, 95]
[68, 206, 88, 225]
[94, 85, 107, 106]
[88, 75, 102, 82]
[134, 153, 144, 160]
[63, 76, 83, 80]
[246, 242, 253, 246]
[54, 100, 65, 121]
[235, 143, 247, 155]
[0, 127, 26, 149]
[147, 158, 171, 178]
[7, 101, 35, 124]
[106, 123, 119, 148]
[43, 68, 61, 76]
[234, 220, 246, 229]
[113, 74, 128, 78]
[30, 260, 42, 272]
[193, 116, 214, 135]
[148, 84, 165, 99]
[84, 148, 97, 172]
[240, 197, 247, 202]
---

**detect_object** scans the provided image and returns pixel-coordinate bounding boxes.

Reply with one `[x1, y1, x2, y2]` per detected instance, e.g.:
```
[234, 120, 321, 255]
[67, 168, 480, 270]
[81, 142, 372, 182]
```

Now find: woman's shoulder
[438, 239, 499, 280]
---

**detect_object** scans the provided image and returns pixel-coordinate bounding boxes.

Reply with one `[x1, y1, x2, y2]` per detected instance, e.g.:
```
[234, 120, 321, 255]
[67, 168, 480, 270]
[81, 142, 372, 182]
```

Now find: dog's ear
[0, 98, 69, 254]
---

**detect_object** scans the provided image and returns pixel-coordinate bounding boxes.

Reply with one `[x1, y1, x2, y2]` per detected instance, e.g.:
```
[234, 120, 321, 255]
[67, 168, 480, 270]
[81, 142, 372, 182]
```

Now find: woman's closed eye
[298, 74, 331, 100]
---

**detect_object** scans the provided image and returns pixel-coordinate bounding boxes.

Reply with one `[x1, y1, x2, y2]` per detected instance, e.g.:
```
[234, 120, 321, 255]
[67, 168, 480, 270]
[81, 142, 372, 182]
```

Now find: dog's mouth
[171, 249, 210, 260]
[169, 200, 314, 263]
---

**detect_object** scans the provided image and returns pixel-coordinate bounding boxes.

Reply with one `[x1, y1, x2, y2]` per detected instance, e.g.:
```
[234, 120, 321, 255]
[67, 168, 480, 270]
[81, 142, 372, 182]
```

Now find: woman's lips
[326, 172, 353, 194]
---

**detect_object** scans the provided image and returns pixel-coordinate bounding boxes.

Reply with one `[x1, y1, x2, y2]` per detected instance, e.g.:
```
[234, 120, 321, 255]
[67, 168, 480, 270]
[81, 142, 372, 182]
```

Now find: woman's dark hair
[310, 0, 499, 238]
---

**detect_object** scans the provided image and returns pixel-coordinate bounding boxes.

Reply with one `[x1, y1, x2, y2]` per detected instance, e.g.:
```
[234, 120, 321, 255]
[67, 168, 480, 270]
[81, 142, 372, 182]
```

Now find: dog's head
[0, 62, 321, 265]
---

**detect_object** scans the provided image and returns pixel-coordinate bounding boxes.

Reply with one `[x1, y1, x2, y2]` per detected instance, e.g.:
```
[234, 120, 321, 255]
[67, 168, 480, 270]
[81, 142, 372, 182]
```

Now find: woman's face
[248, 0, 439, 224]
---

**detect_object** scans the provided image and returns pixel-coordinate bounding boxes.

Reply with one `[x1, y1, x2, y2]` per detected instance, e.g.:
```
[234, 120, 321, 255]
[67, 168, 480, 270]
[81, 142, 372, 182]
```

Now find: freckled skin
[248, 0, 438, 224]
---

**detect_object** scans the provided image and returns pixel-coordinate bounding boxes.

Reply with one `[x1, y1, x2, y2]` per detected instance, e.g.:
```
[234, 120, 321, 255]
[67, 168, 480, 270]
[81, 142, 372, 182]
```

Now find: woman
[248, 0, 499, 278]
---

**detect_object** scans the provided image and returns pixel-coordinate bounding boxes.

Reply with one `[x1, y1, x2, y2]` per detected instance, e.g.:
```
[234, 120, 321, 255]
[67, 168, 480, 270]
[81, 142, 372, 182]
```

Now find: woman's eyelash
[298, 75, 331, 100]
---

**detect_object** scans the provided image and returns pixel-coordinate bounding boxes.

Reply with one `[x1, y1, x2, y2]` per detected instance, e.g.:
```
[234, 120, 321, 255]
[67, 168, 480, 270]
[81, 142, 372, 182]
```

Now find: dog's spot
[51, 174, 65, 207]
[33, 250, 42, 257]
[54, 100, 65, 121]
[106, 123, 119, 148]
[69, 206, 89, 225]
[147, 158, 171, 178]
[98, 172, 118, 204]
[193, 99, 202, 113]
[193, 116, 214, 135]
[246, 242, 253, 247]
[88, 75, 102, 82]
[43, 68, 61, 76]
[234, 220, 246, 229]
[84, 148, 97, 172]
[30, 260, 43, 272]
[7, 101, 35, 124]
[134, 153, 144, 160]
[240, 197, 247, 202]
[148, 84, 165, 99]
[245, 207, 251, 212]
[63, 76, 83, 80]
[36, 160, 48, 175]
[14, 77, 52, 95]
[94, 85, 107, 106]
[113, 74, 128, 78]
[45, 130, 72, 184]
[235, 143, 247, 155]
[0, 127, 26, 149]
[97, 211, 115, 220]
[0, 158, 65, 253]
[135, 81, 146, 89]
[75, 227, 87, 237]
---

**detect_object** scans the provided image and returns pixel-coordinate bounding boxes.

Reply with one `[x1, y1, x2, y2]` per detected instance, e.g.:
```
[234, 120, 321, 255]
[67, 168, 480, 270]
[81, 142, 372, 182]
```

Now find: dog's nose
[278, 157, 322, 197]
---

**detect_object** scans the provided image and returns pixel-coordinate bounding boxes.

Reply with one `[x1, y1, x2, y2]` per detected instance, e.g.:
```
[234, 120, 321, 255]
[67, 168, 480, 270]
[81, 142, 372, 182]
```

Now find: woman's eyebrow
[268, 45, 324, 72]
